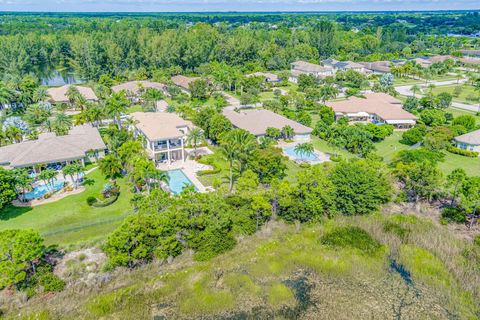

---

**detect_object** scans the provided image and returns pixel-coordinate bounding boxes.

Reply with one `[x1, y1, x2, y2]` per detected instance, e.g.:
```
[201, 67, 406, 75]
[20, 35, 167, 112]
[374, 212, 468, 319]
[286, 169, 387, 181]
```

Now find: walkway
[395, 79, 479, 113]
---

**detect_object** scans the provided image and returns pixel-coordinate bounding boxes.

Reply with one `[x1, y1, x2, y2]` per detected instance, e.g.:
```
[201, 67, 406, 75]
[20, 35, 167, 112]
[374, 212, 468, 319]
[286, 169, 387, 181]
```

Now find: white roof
[130, 112, 192, 141]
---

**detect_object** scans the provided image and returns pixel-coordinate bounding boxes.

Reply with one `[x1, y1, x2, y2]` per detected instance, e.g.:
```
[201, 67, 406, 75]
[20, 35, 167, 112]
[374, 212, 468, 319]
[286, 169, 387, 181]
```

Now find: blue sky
[0, 0, 478, 12]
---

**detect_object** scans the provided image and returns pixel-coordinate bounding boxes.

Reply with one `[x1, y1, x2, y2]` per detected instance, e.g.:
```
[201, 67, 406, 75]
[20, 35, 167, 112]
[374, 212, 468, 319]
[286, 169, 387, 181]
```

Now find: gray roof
[0, 125, 106, 168]
[291, 60, 332, 73]
[455, 129, 480, 146]
[223, 108, 312, 136]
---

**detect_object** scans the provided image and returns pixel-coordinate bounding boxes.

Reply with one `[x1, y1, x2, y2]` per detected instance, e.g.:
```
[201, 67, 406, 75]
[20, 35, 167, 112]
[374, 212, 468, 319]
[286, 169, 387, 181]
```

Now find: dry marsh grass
[4, 215, 480, 320]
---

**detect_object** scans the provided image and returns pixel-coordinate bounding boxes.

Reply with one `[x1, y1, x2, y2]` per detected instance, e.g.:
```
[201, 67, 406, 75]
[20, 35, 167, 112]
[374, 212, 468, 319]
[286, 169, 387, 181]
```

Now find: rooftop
[360, 61, 391, 73]
[111, 80, 167, 94]
[130, 112, 192, 141]
[323, 59, 365, 70]
[247, 72, 280, 82]
[171, 75, 200, 90]
[455, 129, 480, 146]
[47, 85, 98, 103]
[326, 93, 417, 122]
[0, 125, 106, 168]
[223, 108, 312, 136]
[291, 60, 333, 73]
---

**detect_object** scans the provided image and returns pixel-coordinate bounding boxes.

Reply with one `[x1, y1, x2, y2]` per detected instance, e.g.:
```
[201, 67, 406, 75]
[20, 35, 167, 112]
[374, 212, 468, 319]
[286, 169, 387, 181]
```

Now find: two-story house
[130, 112, 192, 164]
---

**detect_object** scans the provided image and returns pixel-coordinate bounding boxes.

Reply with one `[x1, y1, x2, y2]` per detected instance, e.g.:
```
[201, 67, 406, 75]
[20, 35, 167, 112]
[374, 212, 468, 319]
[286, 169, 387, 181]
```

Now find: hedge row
[447, 146, 479, 158]
[87, 193, 120, 207]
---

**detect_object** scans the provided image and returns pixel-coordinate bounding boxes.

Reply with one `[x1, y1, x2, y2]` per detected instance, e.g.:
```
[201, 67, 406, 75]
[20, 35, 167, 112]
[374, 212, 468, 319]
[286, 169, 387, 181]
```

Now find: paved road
[395, 79, 480, 113]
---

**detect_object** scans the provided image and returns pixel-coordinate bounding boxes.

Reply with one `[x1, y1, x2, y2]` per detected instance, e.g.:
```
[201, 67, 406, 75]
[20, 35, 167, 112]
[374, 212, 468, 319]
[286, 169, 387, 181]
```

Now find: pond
[39, 69, 84, 86]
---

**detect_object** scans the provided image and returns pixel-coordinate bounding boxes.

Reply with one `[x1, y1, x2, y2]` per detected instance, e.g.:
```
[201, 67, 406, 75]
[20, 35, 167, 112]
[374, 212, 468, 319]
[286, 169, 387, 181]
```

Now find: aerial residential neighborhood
[0, 8, 479, 320]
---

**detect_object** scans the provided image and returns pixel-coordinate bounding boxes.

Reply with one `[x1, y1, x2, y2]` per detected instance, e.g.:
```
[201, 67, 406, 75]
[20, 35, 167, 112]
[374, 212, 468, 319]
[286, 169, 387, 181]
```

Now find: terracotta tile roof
[47, 85, 98, 103]
[223, 108, 312, 136]
[326, 93, 417, 122]
[0, 125, 106, 168]
[130, 112, 192, 141]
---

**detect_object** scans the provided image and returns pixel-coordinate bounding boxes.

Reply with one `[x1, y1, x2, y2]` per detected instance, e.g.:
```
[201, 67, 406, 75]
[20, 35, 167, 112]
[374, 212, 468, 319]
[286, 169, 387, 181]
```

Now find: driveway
[395, 79, 479, 113]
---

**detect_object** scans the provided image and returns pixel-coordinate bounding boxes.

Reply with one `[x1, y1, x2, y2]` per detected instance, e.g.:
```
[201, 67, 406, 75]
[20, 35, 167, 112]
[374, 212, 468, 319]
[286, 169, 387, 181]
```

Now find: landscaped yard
[0, 168, 133, 246]
[374, 131, 480, 176]
[430, 84, 479, 105]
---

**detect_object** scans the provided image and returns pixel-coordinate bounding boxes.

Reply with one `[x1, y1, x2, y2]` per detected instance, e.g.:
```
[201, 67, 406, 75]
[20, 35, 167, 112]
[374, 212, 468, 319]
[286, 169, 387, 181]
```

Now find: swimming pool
[24, 180, 65, 200]
[167, 169, 197, 195]
[283, 146, 319, 162]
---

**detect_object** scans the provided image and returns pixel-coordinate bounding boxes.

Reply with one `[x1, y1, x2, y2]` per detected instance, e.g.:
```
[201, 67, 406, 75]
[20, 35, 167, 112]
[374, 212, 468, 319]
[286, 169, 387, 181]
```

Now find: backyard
[0, 168, 133, 246]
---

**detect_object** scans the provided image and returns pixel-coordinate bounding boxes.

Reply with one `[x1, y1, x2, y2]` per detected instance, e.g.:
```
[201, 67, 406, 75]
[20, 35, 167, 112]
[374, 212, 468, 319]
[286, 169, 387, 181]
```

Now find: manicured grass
[394, 77, 424, 86]
[430, 84, 479, 105]
[375, 131, 414, 162]
[446, 107, 480, 124]
[0, 168, 133, 246]
[374, 131, 480, 176]
[126, 105, 144, 114]
[310, 136, 353, 159]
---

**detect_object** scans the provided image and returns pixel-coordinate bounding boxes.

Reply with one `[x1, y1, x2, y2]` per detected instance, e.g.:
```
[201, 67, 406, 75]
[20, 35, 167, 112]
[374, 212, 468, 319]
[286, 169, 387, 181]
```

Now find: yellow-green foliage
[223, 273, 262, 296]
[178, 273, 235, 315]
[86, 286, 136, 317]
[267, 283, 295, 306]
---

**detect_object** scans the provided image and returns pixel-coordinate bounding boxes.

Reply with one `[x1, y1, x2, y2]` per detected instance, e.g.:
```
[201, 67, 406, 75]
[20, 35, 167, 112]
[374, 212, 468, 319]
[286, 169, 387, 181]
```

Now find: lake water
[40, 70, 84, 86]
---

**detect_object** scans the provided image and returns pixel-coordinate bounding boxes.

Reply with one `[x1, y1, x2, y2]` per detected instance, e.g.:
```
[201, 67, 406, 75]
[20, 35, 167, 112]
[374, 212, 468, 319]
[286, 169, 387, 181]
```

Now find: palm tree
[106, 92, 129, 129]
[13, 169, 33, 202]
[220, 140, 238, 192]
[66, 85, 82, 109]
[294, 143, 314, 162]
[186, 127, 204, 158]
[33, 87, 49, 103]
[63, 163, 84, 189]
[38, 169, 57, 192]
[319, 84, 339, 103]
[411, 84, 421, 97]
[53, 113, 72, 135]
[0, 82, 14, 109]
[99, 154, 123, 181]
[281, 125, 294, 140]
[5, 126, 23, 143]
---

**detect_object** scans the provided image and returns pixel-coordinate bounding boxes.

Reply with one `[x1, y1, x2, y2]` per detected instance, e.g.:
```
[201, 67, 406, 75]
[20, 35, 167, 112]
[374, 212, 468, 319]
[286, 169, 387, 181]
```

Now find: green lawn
[446, 107, 480, 125]
[0, 168, 133, 246]
[394, 77, 424, 86]
[374, 131, 480, 176]
[430, 84, 479, 105]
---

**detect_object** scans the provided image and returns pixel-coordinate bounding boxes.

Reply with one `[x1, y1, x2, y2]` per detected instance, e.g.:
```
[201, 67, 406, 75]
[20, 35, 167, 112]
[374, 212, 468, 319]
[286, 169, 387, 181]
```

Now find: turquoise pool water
[283, 146, 319, 162]
[167, 169, 196, 194]
[24, 180, 65, 200]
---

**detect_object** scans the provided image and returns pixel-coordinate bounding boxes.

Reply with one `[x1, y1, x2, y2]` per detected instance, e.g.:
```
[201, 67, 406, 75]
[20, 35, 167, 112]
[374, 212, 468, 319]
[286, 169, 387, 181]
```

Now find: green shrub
[446, 146, 479, 158]
[441, 206, 466, 223]
[474, 235, 480, 247]
[383, 221, 410, 241]
[321, 226, 381, 254]
[37, 273, 65, 292]
[86, 196, 97, 206]
[267, 283, 295, 307]
[197, 167, 221, 176]
[329, 155, 343, 162]
[91, 193, 119, 207]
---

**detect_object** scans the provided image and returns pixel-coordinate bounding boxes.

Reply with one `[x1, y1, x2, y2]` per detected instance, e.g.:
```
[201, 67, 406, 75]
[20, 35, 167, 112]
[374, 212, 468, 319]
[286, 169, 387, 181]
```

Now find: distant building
[130, 112, 193, 164]
[460, 49, 480, 57]
[289, 60, 334, 83]
[322, 59, 369, 74]
[360, 61, 392, 74]
[111, 80, 168, 97]
[223, 108, 312, 142]
[246, 72, 281, 83]
[326, 93, 417, 129]
[0, 125, 106, 170]
[171, 75, 200, 93]
[454, 129, 480, 154]
[47, 85, 98, 105]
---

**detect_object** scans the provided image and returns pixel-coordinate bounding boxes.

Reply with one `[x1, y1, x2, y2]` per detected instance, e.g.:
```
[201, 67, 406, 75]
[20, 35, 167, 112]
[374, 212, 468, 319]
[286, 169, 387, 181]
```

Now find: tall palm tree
[5, 126, 23, 143]
[66, 85, 81, 108]
[63, 163, 84, 189]
[186, 127, 204, 158]
[53, 113, 72, 135]
[220, 140, 238, 192]
[294, 143, 314, 162]
[281, 125, 294, 140]
[319, 84, 339, 103]
[106, 92, 129, 129]
[38, 169, 57, 192]
[411, 84, 421, 97]
[13, 169, 33, 202]
[33, 87, 49, 103]
[99, 154, 123, 181]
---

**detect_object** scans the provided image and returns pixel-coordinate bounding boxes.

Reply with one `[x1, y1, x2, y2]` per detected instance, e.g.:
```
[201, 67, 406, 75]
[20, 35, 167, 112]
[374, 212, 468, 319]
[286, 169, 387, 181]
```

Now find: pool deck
[279, 141, 331, 164]
[157, 156, 213, 193]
